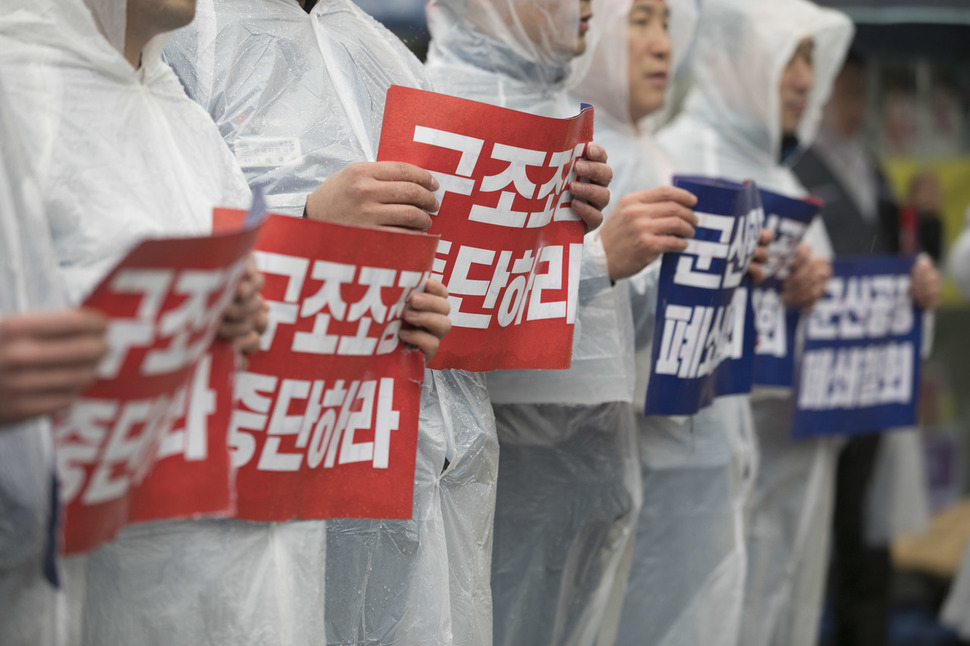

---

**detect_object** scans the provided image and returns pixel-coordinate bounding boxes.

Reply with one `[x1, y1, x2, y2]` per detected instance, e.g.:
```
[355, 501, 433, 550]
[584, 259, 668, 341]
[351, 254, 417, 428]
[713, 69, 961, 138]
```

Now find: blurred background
[353, 0, 970, 643]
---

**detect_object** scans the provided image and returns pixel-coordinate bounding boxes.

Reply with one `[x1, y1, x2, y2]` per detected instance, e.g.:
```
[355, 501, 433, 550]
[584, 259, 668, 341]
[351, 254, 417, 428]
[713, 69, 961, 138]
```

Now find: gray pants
[491, 402, 640, 646]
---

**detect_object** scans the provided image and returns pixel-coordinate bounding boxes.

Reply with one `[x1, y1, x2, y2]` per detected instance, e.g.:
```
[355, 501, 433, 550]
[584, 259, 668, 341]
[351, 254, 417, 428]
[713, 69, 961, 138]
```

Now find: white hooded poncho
[572, 3, 757, 645]
[0, 3, 322, 646]
[657, 2, 853, 645]
[0, 80, 66, 646]
[426, 2, 642, 645]
[165, 1, 498, 644]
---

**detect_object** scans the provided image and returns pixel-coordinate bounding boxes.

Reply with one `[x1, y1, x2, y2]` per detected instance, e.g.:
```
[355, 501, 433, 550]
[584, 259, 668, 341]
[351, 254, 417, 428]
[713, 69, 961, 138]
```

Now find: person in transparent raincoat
[0, 81, 110, 646]
[571, 3, 784, 644]
[655, 1, 854, 644]
[164, 1, 493, 643]
[0, 1, 289, 644]
[424, 1, 712, 644]
[940, 226, 970, 642]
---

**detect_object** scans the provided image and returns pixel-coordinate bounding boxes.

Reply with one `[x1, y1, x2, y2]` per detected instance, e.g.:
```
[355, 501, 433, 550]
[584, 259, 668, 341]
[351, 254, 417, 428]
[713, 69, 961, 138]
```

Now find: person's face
[828, 63, 866, 138]
[576, 0, 593, 56]
[779, 37, 815, 135]
[127, 0, 197, 36]
[518, 0, 592, 58]
[626, 0, 671, 122]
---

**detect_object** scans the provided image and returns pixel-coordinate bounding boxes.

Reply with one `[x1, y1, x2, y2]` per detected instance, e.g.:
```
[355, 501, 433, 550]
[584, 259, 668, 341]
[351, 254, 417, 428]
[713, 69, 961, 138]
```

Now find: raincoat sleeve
[0, 79, 64, 646]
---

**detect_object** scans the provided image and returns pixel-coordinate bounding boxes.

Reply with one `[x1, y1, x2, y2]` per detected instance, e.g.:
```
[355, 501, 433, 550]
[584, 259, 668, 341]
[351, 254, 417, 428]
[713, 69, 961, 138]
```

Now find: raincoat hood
[571, 0, 698, 137]
[81, 0, 127, 55]
[426, 0, 602, 113]
[682, 0, 852, 165]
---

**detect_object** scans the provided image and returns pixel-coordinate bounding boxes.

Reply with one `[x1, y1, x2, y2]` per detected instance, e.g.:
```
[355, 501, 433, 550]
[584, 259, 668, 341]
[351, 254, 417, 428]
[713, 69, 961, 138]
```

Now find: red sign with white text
[215, 212, 437, 521]
[378, 85, 593, 371]
[56, 224, 260, 554]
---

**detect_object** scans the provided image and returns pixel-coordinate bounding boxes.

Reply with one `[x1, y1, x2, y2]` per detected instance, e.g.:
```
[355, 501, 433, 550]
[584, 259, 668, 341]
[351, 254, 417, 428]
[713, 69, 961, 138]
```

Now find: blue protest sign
[751, 189, 820, 388]
[791, 256, 922, 439]
[644, 176, 764, 416]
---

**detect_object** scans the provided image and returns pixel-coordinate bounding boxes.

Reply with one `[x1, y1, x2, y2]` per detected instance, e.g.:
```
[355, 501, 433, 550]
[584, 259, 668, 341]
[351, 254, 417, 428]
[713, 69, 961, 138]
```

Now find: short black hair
[844, 46, 866, 70]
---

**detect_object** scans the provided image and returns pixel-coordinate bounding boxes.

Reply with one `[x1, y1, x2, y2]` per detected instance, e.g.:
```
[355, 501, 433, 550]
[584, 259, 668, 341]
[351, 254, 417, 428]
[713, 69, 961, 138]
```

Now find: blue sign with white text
[644, 176, 764, 416]
[751, 189, 820, 388]
[791, 256, 922, 439]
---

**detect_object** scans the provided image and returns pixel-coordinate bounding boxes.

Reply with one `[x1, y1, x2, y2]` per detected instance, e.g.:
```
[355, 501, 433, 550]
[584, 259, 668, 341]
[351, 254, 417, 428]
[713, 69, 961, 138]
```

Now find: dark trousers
[830, 434, 891, 646]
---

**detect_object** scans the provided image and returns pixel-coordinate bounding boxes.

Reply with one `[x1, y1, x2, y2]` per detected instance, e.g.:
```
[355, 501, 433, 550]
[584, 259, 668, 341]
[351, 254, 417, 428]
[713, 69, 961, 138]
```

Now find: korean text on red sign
[217, 212, 438, 521]
[377, 85, 592, 372]
[56, 224, 261, 554]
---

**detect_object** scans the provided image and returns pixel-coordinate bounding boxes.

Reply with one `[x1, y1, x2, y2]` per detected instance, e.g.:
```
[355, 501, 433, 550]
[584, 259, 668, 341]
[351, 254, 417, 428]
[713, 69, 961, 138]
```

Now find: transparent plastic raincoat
[942, 540, 970, 639]
[0, 82, 66, 646]
[426, 2, 641, 644]
[573, 3, 757, 645]
[657, 2, 853, 645]
[165, 1, 497, 644]
[0, 3, 314, 646]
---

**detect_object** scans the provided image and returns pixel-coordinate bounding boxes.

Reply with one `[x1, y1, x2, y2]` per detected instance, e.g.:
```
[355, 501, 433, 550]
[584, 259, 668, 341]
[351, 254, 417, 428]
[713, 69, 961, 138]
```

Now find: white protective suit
[657, 2, 853, 645]
[573, 3, 761, 645]
[426, 2, 642, 645]
[164, 2, 498, 644]
[0, 3, 334, 646]
[0, 81, 66, 646]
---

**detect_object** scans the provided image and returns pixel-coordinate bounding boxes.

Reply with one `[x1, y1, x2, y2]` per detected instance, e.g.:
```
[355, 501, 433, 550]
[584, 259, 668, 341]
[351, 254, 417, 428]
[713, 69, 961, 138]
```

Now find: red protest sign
[56, 223, 261, 554]
[214, 212, 437, 521]
[125, 344, 237, 524]
[377, 85, 593, 371]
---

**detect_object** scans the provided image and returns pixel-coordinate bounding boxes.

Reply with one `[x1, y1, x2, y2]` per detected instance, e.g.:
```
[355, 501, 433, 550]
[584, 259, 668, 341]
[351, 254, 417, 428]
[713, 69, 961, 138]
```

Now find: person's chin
[574, 35, 587, 57]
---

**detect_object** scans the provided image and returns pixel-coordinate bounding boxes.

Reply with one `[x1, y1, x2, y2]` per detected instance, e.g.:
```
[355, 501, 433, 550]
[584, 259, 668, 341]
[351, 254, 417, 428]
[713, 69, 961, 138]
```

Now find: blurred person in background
[794, 48, 942, 646]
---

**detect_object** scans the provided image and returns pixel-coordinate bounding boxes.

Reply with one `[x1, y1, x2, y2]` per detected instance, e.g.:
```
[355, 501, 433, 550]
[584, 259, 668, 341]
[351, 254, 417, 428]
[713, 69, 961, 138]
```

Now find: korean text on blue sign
[644, 176, 764, 416]
[752, 189, 820, 388]
[791, 256, 922, 439]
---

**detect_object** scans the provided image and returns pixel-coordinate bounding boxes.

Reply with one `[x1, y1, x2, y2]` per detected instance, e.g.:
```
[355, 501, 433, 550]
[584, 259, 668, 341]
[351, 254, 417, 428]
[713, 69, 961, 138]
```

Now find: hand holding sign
[219, 255, 269, 369]
[0, 309, 108, 425]
[911, 255, 941, 310]
[569, 143, 612, 232]
[399, 277, 452, 364]
[600, 185, 699, 282]
[745, 228, 774, 286]
[305, 161, 440, 232]
[781, 243, 831, 310]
